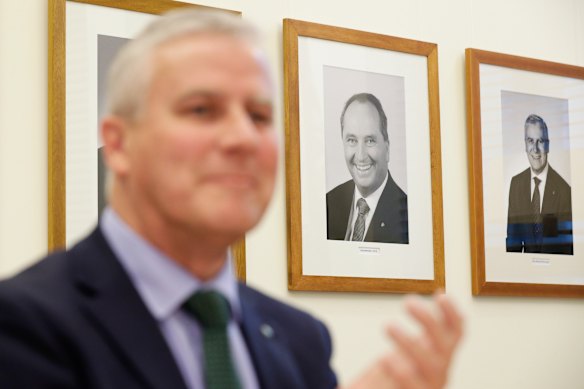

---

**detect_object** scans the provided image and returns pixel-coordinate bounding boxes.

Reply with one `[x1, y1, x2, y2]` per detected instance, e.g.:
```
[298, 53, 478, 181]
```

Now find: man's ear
[100, 115, 131, 176]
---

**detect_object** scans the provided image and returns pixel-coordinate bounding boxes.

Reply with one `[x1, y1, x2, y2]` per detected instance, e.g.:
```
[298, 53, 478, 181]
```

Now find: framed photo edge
[47, 0, 247, 281]
[284, 18, 445, 294]
[465, 47, 584, 297]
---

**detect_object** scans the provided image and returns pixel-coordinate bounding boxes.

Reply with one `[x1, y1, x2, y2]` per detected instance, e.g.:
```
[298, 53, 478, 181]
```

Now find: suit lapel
[238, 285, 304, 389]
[367, 179, 391, 240]
[518, 168, 532, 215]
[365, 172, 406, 243]
[542, 166, 559, 214]
[71, 229, 188, 389]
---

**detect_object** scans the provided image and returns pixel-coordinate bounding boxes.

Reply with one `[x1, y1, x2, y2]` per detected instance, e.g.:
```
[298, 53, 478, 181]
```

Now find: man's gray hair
[105, 8, 261, 121]
[524, 114, 549, 139]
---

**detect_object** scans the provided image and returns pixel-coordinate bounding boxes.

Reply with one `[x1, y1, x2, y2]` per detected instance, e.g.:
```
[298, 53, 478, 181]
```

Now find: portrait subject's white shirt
[530, 163, 549, 211]
[349, 172, 388, 241]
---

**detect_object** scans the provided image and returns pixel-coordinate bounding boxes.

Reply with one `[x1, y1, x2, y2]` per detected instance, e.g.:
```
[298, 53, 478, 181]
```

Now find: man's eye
[191, 105, 211, 115]
[188, 104, 219, 118]
[250, 111, 272, 126]
[345, 138, 357, 145]
[365, 138, 376, 146]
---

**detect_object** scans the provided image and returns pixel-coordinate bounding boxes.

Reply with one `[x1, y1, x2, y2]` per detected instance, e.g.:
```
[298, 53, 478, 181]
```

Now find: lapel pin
[260, 323, 274, 339]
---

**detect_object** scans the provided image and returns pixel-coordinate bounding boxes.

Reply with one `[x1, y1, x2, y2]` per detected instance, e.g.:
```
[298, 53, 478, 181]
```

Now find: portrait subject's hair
[524, 114, 549, 139]
[340, 93, 389, 142]
[105, 9, 262, 121]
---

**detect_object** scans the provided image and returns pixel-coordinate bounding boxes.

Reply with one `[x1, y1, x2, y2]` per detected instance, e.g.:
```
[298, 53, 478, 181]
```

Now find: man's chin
[353, 180, 379, 197]
[529, 161, 546, 175]
[215, 206, 264, 234]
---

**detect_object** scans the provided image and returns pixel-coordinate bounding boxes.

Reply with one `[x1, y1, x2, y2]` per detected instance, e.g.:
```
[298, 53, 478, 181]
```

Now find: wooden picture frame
[466, 48, 584, 297]
[48, 0, 246, 280]
[284, 19, 445, 293]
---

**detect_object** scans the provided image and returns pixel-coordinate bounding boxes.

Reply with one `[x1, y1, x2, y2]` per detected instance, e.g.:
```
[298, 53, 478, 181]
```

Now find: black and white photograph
[285, 19, 445, 293]
[323, 66, 408, 244]
[466, 48, 584, 297]
[502, 91, 573, 256]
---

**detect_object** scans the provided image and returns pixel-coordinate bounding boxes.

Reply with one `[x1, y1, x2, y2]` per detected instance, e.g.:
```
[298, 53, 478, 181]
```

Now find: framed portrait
[466, 48, 584, 297]
[48, 0, 246, 280]
[284, 19, 445, 293]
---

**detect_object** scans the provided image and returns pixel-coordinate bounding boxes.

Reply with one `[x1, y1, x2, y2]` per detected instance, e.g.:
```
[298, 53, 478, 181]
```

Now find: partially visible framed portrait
[466, 48, 584, 297]
[48, 0, 246, 280]
[284, 19, 445, 293]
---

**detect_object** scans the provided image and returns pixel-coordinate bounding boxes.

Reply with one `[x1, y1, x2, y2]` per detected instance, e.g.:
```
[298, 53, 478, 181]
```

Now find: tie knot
[183, 290, 231, 329]
[356, 198, 370, 215]
[534, 177, 541, 187]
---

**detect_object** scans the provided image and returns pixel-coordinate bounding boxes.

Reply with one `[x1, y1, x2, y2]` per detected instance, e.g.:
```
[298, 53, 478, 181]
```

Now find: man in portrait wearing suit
[506, 114, 573, 255]
[0, 10, 463, 389]
[327, 93, 408, 244]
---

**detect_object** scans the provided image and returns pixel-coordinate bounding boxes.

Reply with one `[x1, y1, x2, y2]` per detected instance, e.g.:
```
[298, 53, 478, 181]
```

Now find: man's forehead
[154, 36, 245, 72]
[344, 100, 381, 131]
[346, 99, 377, 113]
[176, 89, 273, 105]
[345, 101, 379, 122]
[525, 123, 548, 138]
[148, 33, 272, 100]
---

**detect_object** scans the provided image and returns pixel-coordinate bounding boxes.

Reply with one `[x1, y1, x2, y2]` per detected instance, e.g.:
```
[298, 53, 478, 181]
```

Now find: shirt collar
[530, 162, 549, 187]
[99, 207, 241, 323]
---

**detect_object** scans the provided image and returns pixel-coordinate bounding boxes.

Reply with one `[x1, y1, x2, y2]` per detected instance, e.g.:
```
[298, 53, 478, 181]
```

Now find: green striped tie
[183, 290, 241, 389]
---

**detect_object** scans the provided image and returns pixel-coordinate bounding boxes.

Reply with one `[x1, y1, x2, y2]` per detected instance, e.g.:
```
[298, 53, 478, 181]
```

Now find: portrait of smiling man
[506, 113, 573, 255]
[327, 92, 409, 244]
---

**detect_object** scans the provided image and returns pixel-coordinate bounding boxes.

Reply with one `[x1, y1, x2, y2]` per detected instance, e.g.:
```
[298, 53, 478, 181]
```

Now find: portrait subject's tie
[183, 290, 241, 389]
[352, 198, 370, 241]
[532, 177, 543, 243]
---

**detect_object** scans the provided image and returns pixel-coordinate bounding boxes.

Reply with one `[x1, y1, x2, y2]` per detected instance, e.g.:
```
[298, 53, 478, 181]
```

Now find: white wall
[1, 0, 583, 388]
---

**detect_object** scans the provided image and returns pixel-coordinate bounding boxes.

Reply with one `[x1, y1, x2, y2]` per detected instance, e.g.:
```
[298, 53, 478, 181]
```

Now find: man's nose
[221, 106, 260, 152]
[527, 143, 537, 153]
[355, 141, 367, 161]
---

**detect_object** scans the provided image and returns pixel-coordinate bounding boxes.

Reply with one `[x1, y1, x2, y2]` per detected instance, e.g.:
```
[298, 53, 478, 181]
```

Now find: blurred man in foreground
[0, 9, 462, 389]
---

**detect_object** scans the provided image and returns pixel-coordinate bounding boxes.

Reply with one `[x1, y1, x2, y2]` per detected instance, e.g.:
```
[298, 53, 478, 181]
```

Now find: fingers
[384, 293, 464, 389]
[435, 293, 464, 339]
[404, 293, 464, 356]
[347, 294, 464, 389]
[378, 353, 425, 389]
[386, 324, 438, 382]
[346, 355, 400, 389]
[404, 295, 449, 355]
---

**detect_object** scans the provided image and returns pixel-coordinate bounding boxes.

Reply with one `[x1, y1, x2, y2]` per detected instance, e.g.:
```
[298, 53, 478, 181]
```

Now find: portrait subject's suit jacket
[506, 165, 573, 255]
[326, 171, 409, 244]
[0, 228, 337, 389]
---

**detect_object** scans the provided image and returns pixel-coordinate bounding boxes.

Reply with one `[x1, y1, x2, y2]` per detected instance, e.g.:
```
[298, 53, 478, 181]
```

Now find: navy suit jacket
[326, 171, 408, 244]
[0, 228, 337, 389]
[506, 165, 573, 255]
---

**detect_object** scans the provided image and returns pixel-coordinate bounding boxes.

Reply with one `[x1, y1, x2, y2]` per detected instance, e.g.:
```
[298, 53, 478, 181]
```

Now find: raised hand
[347, 292, 464, 389]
